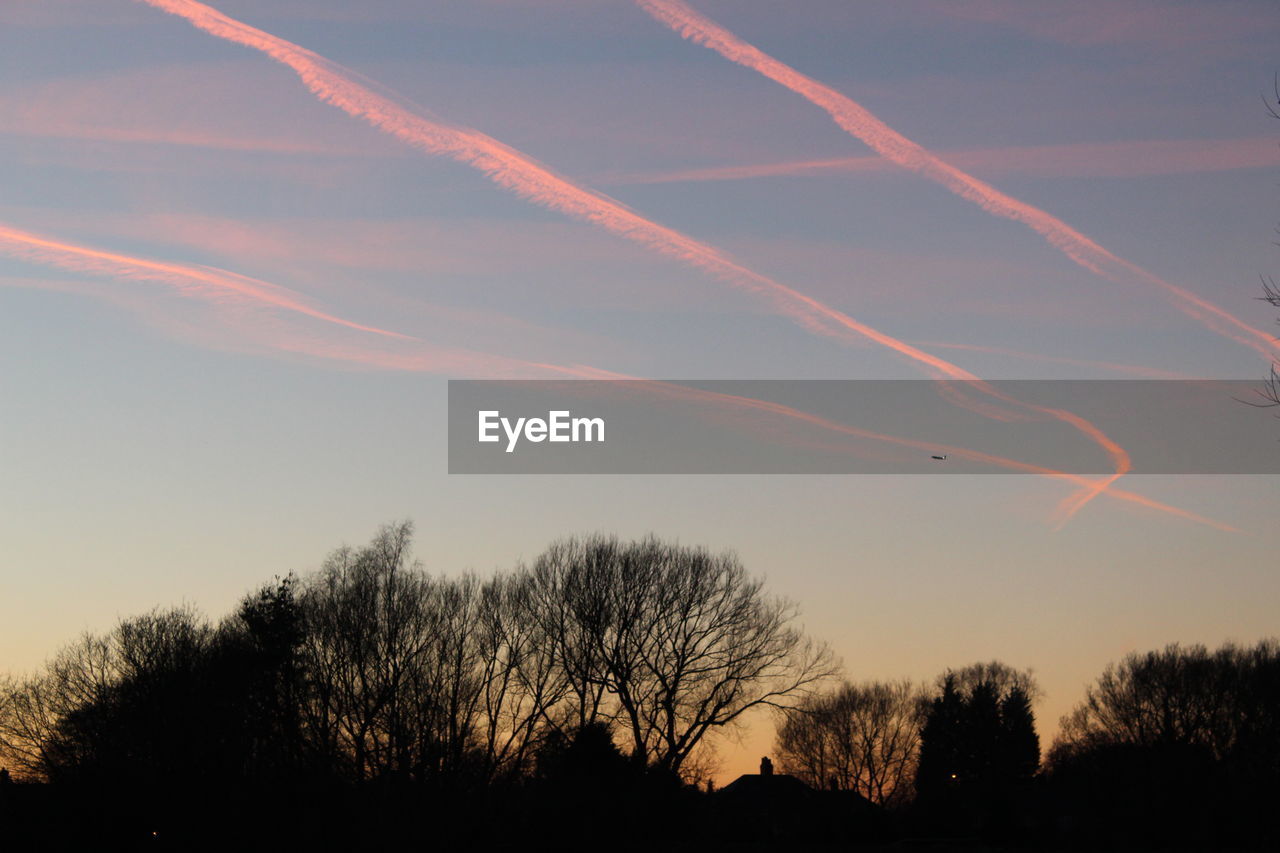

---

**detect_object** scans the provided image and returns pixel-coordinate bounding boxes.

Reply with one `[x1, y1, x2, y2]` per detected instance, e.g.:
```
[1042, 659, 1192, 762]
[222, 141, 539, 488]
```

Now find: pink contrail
[0, 222, 411, 341]
[129, 0, 968, 376]
[634, 380, 1231, 531]
[133, 0, 1134, 517]
[0, 220, 1220, 529]
[633, 0, 1280, 363]
[0, 231, 1216, 527]
[601, 136, 1280, 186]
[0, 222, 618, 379]
[916, 341, 1194, 380]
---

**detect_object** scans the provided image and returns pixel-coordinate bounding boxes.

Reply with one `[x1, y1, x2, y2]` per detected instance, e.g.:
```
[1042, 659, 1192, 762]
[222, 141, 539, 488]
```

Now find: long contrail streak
[133, 0, 1133, 518]
[636, 380, 1232, 531]
[632, 0, 1280, 364]
[129, 0, 972, 377]
[3, 221, 1221, 528]
[916, 341, 1193, 380]
[0, 222, 409, 340]
[0, 221, 611, 378]
[600, 136, 1280, 186]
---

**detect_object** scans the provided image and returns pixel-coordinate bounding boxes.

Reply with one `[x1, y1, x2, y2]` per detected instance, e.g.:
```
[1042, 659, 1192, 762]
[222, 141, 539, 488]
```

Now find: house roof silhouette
[718, 757, 817, 802]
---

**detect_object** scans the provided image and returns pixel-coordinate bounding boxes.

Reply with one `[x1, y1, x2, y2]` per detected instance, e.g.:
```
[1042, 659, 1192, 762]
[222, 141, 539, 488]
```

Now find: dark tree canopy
[0, 525, 830, 789]
[913, 663, 1040, 836]
[774, 679, 926, 808]
[5, 528, 1280, 850]
[1048, 640, 1280, 845]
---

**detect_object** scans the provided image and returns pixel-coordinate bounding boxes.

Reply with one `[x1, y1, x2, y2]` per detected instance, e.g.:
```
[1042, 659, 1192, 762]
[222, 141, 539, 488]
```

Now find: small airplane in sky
[931, 454, 948, 461]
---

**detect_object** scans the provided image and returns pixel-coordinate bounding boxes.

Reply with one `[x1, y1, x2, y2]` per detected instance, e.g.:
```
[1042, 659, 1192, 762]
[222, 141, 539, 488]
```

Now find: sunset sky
[3, 0, 1279, 782]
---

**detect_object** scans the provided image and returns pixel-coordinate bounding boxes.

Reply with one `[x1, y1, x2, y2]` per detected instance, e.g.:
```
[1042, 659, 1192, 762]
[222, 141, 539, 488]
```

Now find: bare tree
[0, 607, 215, 782]
[775, 679, 927, 807]
[3, 526, 838, 790]
[0, 635, 114, 780]
[1250, 80, 1280, 409]
[473, 572, 571, 781]
[531, 534, 835, 774]
[1052, 641, 1280, 764]
[1254, 278, 1280, 408]
[938, 660, 1041, 702]
[297, 523, 529, 783]
[298, 520, 456, 780]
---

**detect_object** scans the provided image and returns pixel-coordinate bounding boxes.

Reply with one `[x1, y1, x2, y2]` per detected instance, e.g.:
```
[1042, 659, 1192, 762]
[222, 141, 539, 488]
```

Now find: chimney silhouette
[760, 756, 774, 776]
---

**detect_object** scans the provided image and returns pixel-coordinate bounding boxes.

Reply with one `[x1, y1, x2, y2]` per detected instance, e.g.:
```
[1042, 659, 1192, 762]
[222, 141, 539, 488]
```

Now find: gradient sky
[3, 0, 1279, 782]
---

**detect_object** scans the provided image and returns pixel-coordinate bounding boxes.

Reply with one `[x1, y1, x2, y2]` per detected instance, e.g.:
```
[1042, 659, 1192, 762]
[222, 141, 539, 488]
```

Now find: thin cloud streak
[0, 222, 410, 340]
[132, 0, 975, 377]
[0, 261, 1230, 527]
[2, 123, 367, 156]
[633, 0, 1280, 364]
[602, 136, 1280, 186]
[0, 222, 612, 379]
[638, 380, 1232, 532]
[0, 235, 1210, 528]
[134, 0, 1134, 519]
[916, 341, 1194, 380]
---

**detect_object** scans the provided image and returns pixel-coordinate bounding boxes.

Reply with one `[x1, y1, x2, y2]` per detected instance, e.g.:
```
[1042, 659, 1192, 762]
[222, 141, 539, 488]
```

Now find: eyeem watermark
[451, 380, 1280, 474]
[478, 410, 605, 453]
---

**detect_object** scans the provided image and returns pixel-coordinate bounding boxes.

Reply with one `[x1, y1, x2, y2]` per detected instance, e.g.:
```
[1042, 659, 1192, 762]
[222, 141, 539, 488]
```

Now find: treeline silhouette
[0, 524, 1277, 850]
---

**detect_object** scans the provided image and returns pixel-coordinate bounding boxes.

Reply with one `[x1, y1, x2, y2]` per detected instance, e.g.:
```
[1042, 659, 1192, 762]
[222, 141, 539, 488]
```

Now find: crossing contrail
[132, 0, 1136, 518]
[4, 221, 1219, 528]
[632, 379, 1231, 531]
[632, 0, 1280, 363]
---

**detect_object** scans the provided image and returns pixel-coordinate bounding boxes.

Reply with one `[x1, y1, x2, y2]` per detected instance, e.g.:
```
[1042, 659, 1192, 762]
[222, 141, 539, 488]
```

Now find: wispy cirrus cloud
[632, 1, 1278, 367]
[914, 341, 1193, 380]
[626, 379, 1231, 531]
[0, 0, 143, 28]
[630, 0, 1275, 521]
[0, 227, 1219, 528]
[910, 0, 1271, 51]
[0, 221, 409, 339]
[131, 0, 1150, 520]
[601, 135, 1280, 186]
[130, 0, 991, 377]
[0, 220, 616, 379]
[5, 124, 360, 157]
[1, 207, 639, 360]
[0, 61, 407, 161]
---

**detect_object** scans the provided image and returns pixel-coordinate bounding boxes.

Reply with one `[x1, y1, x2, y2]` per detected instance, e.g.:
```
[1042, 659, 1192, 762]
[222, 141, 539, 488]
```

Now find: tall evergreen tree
[998, 687, 1040, 786]
[914, 666, 1040, 834]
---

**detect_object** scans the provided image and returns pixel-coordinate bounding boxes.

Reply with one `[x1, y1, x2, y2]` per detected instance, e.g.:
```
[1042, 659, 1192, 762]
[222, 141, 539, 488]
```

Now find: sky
[2, 0, 1279, 783]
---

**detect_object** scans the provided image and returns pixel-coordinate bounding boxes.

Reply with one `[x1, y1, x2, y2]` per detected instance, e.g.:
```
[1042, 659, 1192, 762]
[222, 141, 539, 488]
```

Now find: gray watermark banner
[448, 380, 1280, 474]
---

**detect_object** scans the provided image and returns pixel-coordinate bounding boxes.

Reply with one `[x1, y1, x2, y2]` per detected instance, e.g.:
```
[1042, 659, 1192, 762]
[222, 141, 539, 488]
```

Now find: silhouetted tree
[526, 534, 835, 775]
[0, 524, 839, 845]
[217, 575, 308, 779]
[536, 721, 633, 785]
[1253, 280, 1280, 409]
[1254, 81, 1280, 409]
[1049, 640, 1280, 844]
[999, 686, 1040, 784]
[774, 679, 926, 808]
[914, 663, 1040, 835]
[35, 607, 218, 785]
[298, 522, 496, 784]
